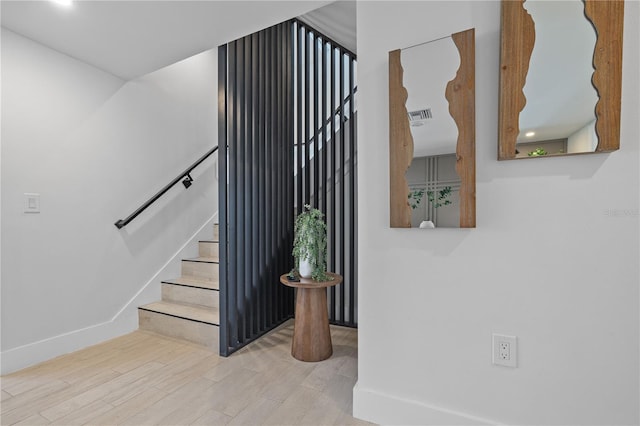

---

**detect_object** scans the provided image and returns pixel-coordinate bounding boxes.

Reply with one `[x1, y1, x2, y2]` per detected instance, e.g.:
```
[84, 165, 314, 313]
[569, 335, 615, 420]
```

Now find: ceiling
[0, 0, 338, 80]
[298, 0, 356, 54]
[403, 36, 459, 158]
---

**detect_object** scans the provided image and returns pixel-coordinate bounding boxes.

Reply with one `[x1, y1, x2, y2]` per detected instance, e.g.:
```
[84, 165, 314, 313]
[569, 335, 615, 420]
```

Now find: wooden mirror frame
[389, 28, 476, 228]
[498, 0, 624, 160]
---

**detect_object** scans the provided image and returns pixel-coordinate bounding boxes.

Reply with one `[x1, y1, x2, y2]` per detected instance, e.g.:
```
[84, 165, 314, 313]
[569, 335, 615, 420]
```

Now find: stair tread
[162, 277, 219, 290]
[184, 256, 219, 263]
[199, 240, 219, 243]
[140, 301, 219, 325]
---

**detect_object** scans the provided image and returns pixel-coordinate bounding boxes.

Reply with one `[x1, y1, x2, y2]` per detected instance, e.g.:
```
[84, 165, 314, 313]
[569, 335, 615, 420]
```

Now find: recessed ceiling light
[525, 131, 535, 137]
[51, 0, 73, 7]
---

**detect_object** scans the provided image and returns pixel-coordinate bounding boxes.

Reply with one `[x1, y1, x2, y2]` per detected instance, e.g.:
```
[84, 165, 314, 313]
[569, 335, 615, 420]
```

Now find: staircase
[138, 224, 220, 350]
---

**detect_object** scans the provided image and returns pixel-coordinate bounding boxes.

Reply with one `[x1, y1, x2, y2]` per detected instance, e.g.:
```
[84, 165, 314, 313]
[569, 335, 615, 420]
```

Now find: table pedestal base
[292, 287, 332, 362]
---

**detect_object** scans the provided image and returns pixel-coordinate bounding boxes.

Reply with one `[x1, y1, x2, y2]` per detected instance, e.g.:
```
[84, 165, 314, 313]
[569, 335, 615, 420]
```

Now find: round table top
[280, 272, 342, 289]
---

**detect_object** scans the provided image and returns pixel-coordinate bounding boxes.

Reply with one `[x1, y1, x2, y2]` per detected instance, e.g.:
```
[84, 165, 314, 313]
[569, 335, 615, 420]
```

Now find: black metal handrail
[294, 86, 357, 147]
[114, 146, 218, 229]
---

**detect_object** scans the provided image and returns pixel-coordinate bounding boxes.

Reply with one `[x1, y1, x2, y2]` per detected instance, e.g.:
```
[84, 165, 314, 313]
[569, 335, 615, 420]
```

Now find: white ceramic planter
[299, 258, 312, 279]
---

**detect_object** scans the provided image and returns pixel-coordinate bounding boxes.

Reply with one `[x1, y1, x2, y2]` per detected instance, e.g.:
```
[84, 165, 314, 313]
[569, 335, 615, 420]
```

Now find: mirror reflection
[388, 28, 474, 228]
[402, 36, 461, 228]
[407, 154, 460, 228]
[498, 0, 623, 160]
[516, 0, 598, 158]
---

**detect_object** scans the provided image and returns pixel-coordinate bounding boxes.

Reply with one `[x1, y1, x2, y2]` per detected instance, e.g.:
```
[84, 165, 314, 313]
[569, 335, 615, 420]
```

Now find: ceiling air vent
[408, 108, 432, 127]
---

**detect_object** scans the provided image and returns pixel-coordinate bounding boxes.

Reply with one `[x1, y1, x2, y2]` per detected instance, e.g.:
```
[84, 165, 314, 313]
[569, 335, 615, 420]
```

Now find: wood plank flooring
[0, 321, 373, 425]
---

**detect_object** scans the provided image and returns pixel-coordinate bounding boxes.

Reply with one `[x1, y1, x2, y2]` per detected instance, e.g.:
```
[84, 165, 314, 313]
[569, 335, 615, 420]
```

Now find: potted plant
[408, 187, 453, 209]
[293, 205, 329, 281]
[426, 187, 453, 208]
[527, 147, 548, 157]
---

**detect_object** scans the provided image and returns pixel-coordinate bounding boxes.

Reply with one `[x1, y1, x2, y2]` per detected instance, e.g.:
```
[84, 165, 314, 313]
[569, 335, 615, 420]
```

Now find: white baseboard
[0, 214, 217, 375]
[0, 311, 138, 376]
[353, 382, 499, 426]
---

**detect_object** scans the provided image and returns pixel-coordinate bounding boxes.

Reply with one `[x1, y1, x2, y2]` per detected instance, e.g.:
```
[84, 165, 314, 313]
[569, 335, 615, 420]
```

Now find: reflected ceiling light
[51, 0, 73, 6]
[525, 131, 535, 137]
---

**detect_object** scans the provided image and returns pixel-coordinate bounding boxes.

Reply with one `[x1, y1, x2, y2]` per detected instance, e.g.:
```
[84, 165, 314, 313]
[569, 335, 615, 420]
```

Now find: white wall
[1, 28, 218, 373]
[567, 120, 597, 154]
[354, 2, 639, 425]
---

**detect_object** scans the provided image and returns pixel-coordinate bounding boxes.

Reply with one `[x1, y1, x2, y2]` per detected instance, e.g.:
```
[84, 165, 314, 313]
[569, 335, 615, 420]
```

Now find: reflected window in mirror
[407, 154, 461, 228]
[389, 28, 475, 228]
[498, 0, 624, 160]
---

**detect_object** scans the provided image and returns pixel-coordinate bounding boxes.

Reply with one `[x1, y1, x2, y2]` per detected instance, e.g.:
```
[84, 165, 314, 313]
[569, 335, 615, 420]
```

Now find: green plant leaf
[293, 205, 329, 281]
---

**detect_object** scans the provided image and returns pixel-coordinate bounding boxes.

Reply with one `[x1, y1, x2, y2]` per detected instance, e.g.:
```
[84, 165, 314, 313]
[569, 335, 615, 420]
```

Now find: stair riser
[182, 261, 219, 281]
[138, 309, 218, 350]
[162, 284, 219, 309]
[199, 241, 219, 259]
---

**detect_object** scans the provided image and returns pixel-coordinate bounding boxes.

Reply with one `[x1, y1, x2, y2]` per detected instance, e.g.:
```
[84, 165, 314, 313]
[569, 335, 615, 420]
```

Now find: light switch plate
[24, 193, 41, 213]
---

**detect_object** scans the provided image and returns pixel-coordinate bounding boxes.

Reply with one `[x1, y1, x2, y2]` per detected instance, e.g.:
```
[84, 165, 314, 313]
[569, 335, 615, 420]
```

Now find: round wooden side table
[280, 272, 342, 362]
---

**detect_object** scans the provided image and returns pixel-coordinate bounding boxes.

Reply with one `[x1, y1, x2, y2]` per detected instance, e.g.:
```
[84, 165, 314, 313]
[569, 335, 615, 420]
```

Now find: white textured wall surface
[1, 28, 218, 373]
[354, 2, 639, 425]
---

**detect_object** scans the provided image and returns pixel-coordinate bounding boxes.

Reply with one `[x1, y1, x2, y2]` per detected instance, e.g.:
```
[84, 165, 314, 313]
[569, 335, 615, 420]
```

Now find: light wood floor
[0, 321, 373, 425]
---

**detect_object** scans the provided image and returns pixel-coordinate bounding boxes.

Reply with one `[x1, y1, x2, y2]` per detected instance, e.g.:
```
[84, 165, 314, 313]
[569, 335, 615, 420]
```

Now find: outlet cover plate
[493, 333, 517, 367]
[24, 193, 40, 213]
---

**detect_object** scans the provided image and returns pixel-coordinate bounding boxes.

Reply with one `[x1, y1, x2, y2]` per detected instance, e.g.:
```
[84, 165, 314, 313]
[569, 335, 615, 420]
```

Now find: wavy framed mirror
[498, 0, 624, 160]
[389, 28, 475, 228]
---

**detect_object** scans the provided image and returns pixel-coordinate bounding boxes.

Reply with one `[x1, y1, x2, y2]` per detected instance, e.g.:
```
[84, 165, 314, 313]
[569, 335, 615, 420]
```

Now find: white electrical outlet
[24, 193, 41, 213]
[493, 334, 517, 367]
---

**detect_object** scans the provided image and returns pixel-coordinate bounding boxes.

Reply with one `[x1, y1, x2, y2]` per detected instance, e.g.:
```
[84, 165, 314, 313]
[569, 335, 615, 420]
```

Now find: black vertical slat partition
[329, 46, 337, 320]
[218, 21, 295, 356]
[217, 46, 228, 352]
[292, 20, 358, 328]
[348, 60, 356, 324]
[304, 27, 311, 210]
[219, 19, 358, 357]
[296, 27, 304, 216]
[338, 52, 346, 324]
